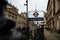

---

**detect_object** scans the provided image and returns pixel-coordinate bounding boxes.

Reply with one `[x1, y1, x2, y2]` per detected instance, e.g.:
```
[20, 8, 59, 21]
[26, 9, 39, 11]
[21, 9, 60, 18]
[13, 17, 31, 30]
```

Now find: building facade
[16, 12, 27, 28]
[47, 0, 54, 31]
[4, 3, 19, 27]
[44, 12, 47, 28]
[4, 3, 29, 29]
[47, 0, 60, 32]
[54, 0, 60, 31]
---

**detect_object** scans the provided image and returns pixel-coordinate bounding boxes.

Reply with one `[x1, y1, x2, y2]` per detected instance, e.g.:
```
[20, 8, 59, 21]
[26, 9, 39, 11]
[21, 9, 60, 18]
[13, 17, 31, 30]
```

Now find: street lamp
[24, 0, 30, 40]
[24, 0, 28, 13]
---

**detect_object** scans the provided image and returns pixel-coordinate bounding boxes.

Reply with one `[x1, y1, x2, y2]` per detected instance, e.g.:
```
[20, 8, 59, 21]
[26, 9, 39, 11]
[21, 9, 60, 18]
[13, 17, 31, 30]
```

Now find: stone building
[16, 12, 27, 28]
[54, 0, 60, 31]
[4, 3, 19, 27]
[44, 12, 47, 28]
[47, 0, 55, 31]
[4, 3, 28, 29]
[21, 12, 27, 18]
[16, 14, 20, 28]
[47, 0, 60, 32]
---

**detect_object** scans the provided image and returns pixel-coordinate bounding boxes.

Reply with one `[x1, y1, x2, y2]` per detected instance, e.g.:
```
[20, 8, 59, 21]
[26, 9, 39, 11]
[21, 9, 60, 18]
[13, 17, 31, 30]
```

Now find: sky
[7, 0, 48, 18]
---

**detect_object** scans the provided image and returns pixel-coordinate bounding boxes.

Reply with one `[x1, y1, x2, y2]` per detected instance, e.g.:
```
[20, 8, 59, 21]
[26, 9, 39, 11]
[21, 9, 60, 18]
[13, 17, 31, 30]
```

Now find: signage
[28, 17, 43, 21]
[33, 12, 39, 17]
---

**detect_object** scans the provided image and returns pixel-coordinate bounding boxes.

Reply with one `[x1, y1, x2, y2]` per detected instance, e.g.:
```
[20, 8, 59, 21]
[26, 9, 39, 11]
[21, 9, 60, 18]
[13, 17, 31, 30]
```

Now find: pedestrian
[37, 26, 44, 40]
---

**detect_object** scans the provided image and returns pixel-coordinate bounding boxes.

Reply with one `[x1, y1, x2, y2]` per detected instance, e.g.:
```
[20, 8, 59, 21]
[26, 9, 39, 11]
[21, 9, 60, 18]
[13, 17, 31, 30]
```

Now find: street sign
[28, 17, 43, 21]
[33, 12, 39, 17]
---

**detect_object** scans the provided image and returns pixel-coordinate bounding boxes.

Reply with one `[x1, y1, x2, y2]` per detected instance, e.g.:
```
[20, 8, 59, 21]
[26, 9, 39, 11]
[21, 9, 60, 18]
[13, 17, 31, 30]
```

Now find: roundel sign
[33, 12, 39, 17]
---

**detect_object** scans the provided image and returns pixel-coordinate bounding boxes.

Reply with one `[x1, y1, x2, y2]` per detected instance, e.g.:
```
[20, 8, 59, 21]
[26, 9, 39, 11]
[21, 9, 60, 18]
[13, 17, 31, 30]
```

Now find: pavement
[44, 29, 60, 40]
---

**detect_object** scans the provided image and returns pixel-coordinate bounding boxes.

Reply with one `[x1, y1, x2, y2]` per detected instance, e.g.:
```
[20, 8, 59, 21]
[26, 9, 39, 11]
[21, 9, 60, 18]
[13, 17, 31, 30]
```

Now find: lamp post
[24, 0, 28, 26]
[24, 0, 30, 40]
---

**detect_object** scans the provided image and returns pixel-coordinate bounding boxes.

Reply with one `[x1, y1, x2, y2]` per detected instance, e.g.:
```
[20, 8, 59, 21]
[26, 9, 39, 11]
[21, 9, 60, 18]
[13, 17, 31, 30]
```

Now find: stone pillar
[56, 16, 59, 31]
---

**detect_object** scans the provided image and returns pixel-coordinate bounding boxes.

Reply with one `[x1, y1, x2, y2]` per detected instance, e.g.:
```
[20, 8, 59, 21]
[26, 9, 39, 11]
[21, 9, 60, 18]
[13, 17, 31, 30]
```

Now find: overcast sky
[8, 0, 48, 18]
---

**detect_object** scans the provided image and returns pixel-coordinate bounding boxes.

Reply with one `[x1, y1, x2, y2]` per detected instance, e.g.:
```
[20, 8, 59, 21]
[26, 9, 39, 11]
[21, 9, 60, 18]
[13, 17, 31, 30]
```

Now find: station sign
[33, 12, 39, 17]
[28, 17, 43, 21]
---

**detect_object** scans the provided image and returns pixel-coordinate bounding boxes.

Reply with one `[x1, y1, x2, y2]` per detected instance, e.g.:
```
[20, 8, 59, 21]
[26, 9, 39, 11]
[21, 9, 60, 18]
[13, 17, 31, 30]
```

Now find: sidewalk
[44, 29, 60, 40]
